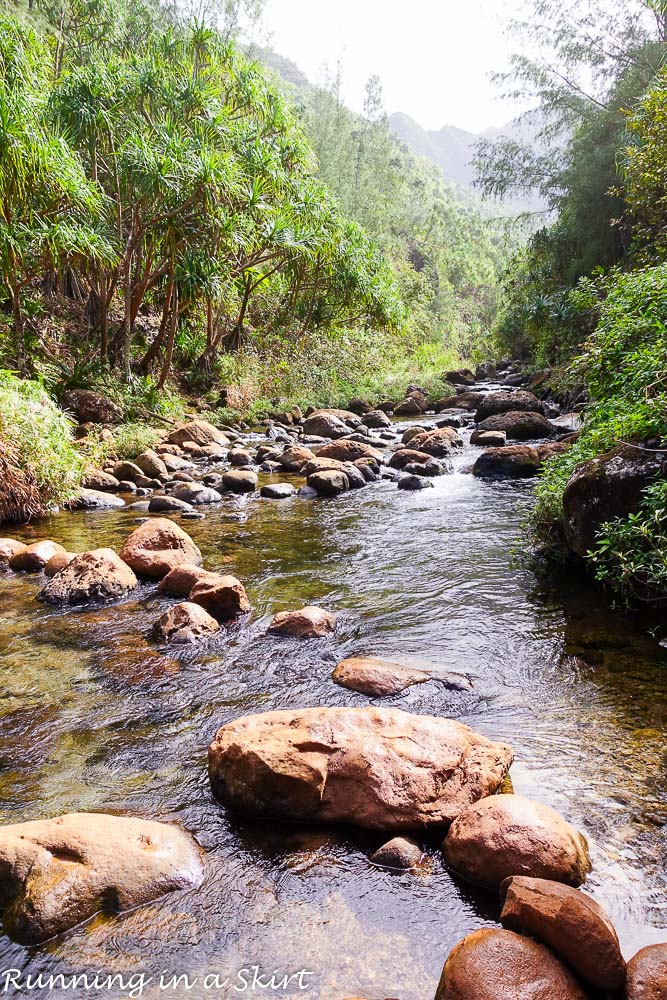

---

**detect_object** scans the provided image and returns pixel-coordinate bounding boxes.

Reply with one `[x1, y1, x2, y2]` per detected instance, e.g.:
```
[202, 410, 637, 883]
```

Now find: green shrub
[85, 422, 162, 465]
[0, 370, 83, 522]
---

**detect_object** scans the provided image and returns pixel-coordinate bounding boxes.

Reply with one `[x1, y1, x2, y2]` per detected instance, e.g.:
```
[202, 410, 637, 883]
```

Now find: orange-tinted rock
[9, 540, 66, 572]
[435, 928, 591, 999]
[0, 538, 26, 567]
[333, 657, 430, 696]
[443, 794, 591, 889]
[119, 518, 202, 579]
[278, 446, 316, 472]
[317, 440, 383, 463]
[405, 427, 463, 456]
[388, 449, 434, 470]
[154, 601, 220, 643]
[268, 606, 336, 637]
[167, 420, 229, 447]
[626, 944, 667, 1000]
[43, 550, 75, 577]
[189, 574, 251, 621]
[500, 876, 626, 991]
[370, 836, 423, 869]
[208, 706, 513, 830]
[39, 548, 138, 605]
[157, 564, 218, 597]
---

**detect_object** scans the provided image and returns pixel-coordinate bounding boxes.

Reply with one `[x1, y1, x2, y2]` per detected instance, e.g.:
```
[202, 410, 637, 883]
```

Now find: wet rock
[476, 410, 554, 440]
[470, 428, 507, 447]
[435, 928, 591, 1000]
[401, 426, 427, 445]
[167, 420, 229, 447]
[341, 463, 367, 489]
[39, 548, 138, 605]
[0, 539, 26, 567]
[161, 453, 195, 473]
[189, 574, 251, 621]
[436, 413, 467, 428]
[135, 449, 169, 479]
[442, 794, 591, 889]
[62, 389, 122, 424]
[68, 488, 126, 510]
[117, 479, 137, 492]
[260, 483, 296, 499]
[355, 460, 380, 482]
[626, 944, 667, 999]
[406, 427, 463, 455]
[303, 457, 346, 476]
[171, 483, 222, 505]
[435, 392, 483, 412]
[0, 812, 203, 944]
[229, 449, 253, 467]
[279, 446, 316, 472]
[255, 445, 283, 463]
[370, 836, 423, 869]
[148, 495, 193, 513]
[44, 550, 75, 576]
[208, 706, 513, 830]
[307, 470, 350, 496]
[268, 606, 336, 637]
[9, 540, 66, 572]
[388, 448, 434, 470]
[157, 564, 216, 597]
[472, 446, 541, 479]
[361, 409, 391, 429]
[298, 485, 319, 498]
[317, 440, 383, 463]
[332, 656, 431, 695]
[221, 470, 258, 494]
[562, 444, 665, 558]
[398, 474, 434, 491]
[499, 875, 626, 991]
[155, 601, 220, 643]
[119, 518, 202, 579]
[82, 469, 120, 492]
[302, 412, 348, 438]
[475, 390, 543, 421]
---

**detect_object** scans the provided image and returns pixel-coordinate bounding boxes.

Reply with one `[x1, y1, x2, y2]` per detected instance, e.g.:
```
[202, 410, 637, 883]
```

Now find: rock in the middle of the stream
[208, 706, 513, 830]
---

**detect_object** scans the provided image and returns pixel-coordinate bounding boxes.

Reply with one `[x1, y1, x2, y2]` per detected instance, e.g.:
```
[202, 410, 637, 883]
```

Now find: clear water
[0, 422, 666, 999]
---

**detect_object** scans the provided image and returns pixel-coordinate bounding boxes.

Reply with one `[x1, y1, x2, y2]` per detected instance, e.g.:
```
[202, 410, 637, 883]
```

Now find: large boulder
[189, 574, 251, 621]
[476, 361, 497, 380]
[302, 413, 348, 438]
[388, 448, 434, 470]
[445, 368, 475, 386]
[170, 483, 222, 505]
[157, 564, 217, 597]
[148, 496, 194, 513]
[442, 794, 591, 889]
[435, 392, 483, 412]
[67, 488, 126, 511]
[161, 453, 195, 473]
[0, 813, 203, 944]
[475, 390, 543, 422]
[476, 411, 554, 440]
[39, 548, 138, 605]
[119, 518, 202, 579]
[221, 470, 258, 494]
[62, 389, 122, 424]
[307, 470, 349, 496]
[434, 928, 591, 999]
[134, 449, 169, 479]
[472, 446, 541, 479]
[562, 445, 666, 558]
[112, 461, 145, 483]
[154, 601, 220, 643]
[394, 397, 424, 416]
[82, 469, 120, 492]
[167, 420, 229, 447]
[404, 427, 463, 456]
[268, 606, 336, 638]
[316, 440, 383, 463]
[278, 446, 316, 472]
[470, 429, 507, 447]
[362, 409, 391, 429]
[208, 706, 513, 830]
[499, 876, 626, 991]
[9, 540, 66, 572]
[332, 656, 430, 696]
[626, 944, 667, 999]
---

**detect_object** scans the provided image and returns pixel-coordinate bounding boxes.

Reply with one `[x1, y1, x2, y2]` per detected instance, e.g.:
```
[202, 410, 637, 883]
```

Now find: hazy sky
[260, 0, 527, 133]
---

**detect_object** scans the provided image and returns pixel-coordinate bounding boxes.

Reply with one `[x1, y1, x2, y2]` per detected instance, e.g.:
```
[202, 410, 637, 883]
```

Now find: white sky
[260, 0, 528, 133]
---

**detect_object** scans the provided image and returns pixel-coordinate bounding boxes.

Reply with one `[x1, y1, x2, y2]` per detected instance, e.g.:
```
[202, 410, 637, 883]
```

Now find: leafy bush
[0, 370, 83, 522]
[84, 423, 161, 465]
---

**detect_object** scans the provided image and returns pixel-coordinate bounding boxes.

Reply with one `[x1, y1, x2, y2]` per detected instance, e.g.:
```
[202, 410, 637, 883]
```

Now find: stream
[1, 415, 666, 999]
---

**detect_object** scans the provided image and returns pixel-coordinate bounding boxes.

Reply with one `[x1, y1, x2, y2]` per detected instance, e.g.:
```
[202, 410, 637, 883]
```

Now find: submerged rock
[442, 794, 591, 889]
[208, 706, 513, 830]
[119, 518, 202, 579]
[155, 601, 220, 643]
[0, 813, 203, 944]
[333, 656, 431, 696]
[268, 606, 336, 637]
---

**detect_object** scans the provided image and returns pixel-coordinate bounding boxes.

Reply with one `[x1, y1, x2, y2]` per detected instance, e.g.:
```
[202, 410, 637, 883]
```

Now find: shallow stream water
[1, 419, 666, 999]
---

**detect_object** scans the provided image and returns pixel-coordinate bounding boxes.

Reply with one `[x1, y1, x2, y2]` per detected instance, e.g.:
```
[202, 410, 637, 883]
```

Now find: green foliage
[623, 66, 667, 259]
[84, 421, 161, 464]
[0, 369, 83, 521]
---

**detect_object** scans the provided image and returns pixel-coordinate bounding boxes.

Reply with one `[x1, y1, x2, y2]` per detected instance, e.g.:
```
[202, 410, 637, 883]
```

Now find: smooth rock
[81, 469, 120, 492]
[68, 488, 126, 510]
[112, 461, 145, 483]
[302, 413, 348, 438]
[475, 390, 543, 421]
[155, 601, 220, 643]
[307, 470, 349, 496]
[626, 944, 667, 999]
[43, 550, 75, 577]
[119, 518, 202, 579]
[332, 657, 431, 696]
[398, 474, 434, 490]
[157, 564, 217, 597]
[167, 420, 229, 447]
[434, 392, 483, 412]
[388, 448, 433, 470]
[189, 574, 251, 621]
[370, 836, 423, 869]
[9, 540, 66, 572]
[221, 470, 258, 494]
[405, 427, 463, 455]
[135, 449, 169, 479]
[171, 483, 222, 505]
[317, 440, 383, 463]
[279, 446, 316, 472]
[472, 446, 541, 479]
[148, 495, 194, 513]
[39, 548, 138, 605]
[476, 410, 554, 440]
[361, 410, 391, 429]
[260, 483, 296, 499]
[161, 453, 195, 473]
[470, 429, 507, 447]
[268, 606, 336, 637]
[0, 539, 26, 567]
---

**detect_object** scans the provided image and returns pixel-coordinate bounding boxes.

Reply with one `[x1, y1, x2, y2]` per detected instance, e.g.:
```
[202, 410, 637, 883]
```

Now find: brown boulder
[39, 548, 138, 605]
[208, 706, 513, 829]
[302, 412, 349, 438]
[157, 564, 217, 597]
[269, 606, 336, 637]
[135, 449, 169, 479]
[626, 944, 667, 999]
[445, 368, 475, 386]
[119, 518, 202, 579]
[476, 410, 554, 440]
[43, 550, 75, 577]
[435, 928, 591, 999]
[112, 460, 145, 483]
[332, 657, 430, 696]
[317, 440, 383, 463]
[82, 469, 120, 492]
[221, 469, 258, 493]
[279, 446, 316, 472]
[435, 392, 483, 412]
[62, 389, 122, 424]
[0, 538, 26, 567]
[475, 390, 543, 421]
[307, 470, 349, 496]
[189, 574, 251, 621]
[472, 446, 541, 479]
[0, 812, 203, 944]
[369, 836, 423, 869]
[155, 601, 220, 643]
[443, 794, 591, 889]
[394, 397, 424, 416]
[167, 420, 229, 447]
[388, 448, 434, 470]
[405, 427, 463, 456]
[470, 429, 507, 447]
[500, 876, 626, 991]
[9, 540, 66, 572]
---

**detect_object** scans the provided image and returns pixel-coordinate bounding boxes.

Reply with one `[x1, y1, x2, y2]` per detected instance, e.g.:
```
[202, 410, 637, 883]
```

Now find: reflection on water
[0, 424, 666, 999]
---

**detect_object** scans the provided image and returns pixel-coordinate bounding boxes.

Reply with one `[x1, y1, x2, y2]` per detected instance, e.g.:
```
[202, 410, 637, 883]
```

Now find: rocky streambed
[0, 373, 666, 998]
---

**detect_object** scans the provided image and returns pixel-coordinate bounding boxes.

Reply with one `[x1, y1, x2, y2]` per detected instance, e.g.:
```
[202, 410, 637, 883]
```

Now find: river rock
[161, 453, 196, 473]
[307, 470, 349, 496]
[332, 657, 431, 696]
[401, 426, 427, 445]
[476, 411, 554, 440]
[476, 361, 497, 380]
[112, 460, 145, 483]
[347, 397, 373, 415]
[167, 420, 229, 447]
[302, 412, 348, 438]
[445, 368, 475, 386]
[362, 409, 391, 429]
[370, 836, 423, 869]
[406, 427, 463, 455]
[189, 574, 251, 621]
[119, 518, 202, 579]
[388, 448, 434, 470]
[475, 390, 543, 421]
[0, 812, 203, 944]
[39, 548, 138, 605]
[435, 928, 591, 999]
[268, 606, 336, 637]
[135, 449, 169, 479]
[303, 457, 345, 476]
[279, 446, 316, 472]
[394, 397, 424, 416]
[171, 483, 222, 504]
[255, 445, 283, 463]
[471, 429, 507, 447]
[499, 876, 626, 991]
[626, 944, 667, 999]
[317, 440, 383, 463]
[9, 540, 66, 572]
[260, 483, 296, 499]
[208, 706, 513, 829]
[148, 495, 194, 513]
[155, 601, 220, 643]
[472, 446, 541, 479]
[222, 470, 258, 493]
[341, 463, 367, 489]
[82, 469, 120, 492]
[62, 389, 122, 424]
[435, 392, 483, 412]
[157, 564, 217, 597]
[0, 539, 26, 567]
[68, 488, 126, 510]
[398, 474, 434, 491]
[43, 550, 75, 576]
[311, 408, 362, 428]
[442, 794, 591, 888]
[562, 444, 665, 558]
